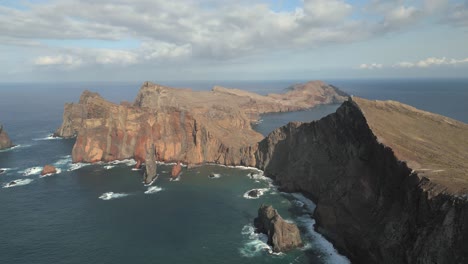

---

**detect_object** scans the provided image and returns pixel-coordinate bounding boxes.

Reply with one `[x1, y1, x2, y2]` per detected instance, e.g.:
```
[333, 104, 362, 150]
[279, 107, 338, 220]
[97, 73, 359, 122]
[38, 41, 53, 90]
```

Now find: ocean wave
[39, 168, 62, 178]
[296, 216, 350, 264]
[67, 163, 90, 171]
[53, 155, 72, 167]
[208, 173, 221, 179]
[144, 186, 163, 194]
[98, 192, 129, 200]
[20, 166, 43, 176]
[33, 135, 62, 141]
[109, 159, 137, 166]
[290, 193, 317, 213]
[103, 165, 115, 170]
[243, 188, 269, 199]
[239, 224, 280, 257]
[170, 176, 180, 181]
[2, 179, 34, 188]
[0, 144, 31, 152]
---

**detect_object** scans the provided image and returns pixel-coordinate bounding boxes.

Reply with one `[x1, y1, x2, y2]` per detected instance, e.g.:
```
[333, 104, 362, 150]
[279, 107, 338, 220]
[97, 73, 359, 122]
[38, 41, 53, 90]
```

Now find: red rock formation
[41, 165, 57, 176]
[0, 123, 13, 150]
[171, 162, 182, 178]
[55, 81, 347, 165]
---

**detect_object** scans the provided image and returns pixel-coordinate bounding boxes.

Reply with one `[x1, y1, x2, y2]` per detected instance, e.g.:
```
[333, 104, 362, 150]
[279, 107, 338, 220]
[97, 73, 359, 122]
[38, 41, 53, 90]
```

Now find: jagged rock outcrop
[255, 97, 468, 264]
[171, 162, 182, 179]
[55, 81, 347, 165]
[254, 204, 303, 252]
[0, 123, 13, 150]
[41, 165, 57, 176]
[143, 144, 157, 185]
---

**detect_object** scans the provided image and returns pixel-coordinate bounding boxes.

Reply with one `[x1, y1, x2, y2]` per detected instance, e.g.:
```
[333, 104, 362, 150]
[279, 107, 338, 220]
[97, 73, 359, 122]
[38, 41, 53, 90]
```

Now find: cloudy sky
[0, 0, 467, 81]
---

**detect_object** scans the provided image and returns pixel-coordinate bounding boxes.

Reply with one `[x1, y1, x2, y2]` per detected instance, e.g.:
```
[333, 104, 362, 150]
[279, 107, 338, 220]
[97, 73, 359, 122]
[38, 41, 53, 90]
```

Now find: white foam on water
[53, 155, 72, 167]
[98, 192, 129, 200]
[289, 193, 350, 264]
[243, 188, 269, 199]
[296, 216, 350, 264]
[170, 176, 180, 182]
[39, 168, 62, 178]
[131, 168, 141, 171]
[33, 135, 62, 141]
[2, 179, 34, 188]
[20, 166, 42, 176]
[67, 163, 90, 171]
[208, 173, 221, 179]
[144, 186, 163, 194]
[239, 224, 283, 258]
[291, 193, 317, 213]
[109, 159, 137, 166]
[0, 144, 30, 152]
[103, 165, 115, 170]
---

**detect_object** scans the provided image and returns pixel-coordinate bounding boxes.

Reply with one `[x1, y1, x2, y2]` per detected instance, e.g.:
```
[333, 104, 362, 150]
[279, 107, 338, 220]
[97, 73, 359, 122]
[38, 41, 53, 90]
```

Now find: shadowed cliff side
[255, 97, 468, 264]
[54, 81, 347, 165]
[0, 123, 13, 150]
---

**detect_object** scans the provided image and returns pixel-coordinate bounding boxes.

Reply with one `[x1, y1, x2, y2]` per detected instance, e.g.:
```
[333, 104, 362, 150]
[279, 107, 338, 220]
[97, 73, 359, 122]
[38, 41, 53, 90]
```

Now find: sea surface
[0, 79, 466, 264]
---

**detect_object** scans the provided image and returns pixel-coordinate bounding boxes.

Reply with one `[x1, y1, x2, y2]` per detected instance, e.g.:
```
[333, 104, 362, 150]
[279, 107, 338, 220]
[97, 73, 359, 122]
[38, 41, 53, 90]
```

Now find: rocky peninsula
[54, 81, 347, 165]
[256, 97, 468, 264]
[0, 123, 13, 150]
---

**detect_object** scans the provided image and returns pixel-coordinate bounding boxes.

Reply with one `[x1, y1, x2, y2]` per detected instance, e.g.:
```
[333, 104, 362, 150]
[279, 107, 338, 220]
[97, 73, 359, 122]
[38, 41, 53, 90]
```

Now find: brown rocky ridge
[41, 165, 57, 176]
[143, 144, 157, 185]
[0, 123, 13, 150]
[255, 97, 468, 264]
[54, 81, 347, 166]
[254, 204, 303, 252]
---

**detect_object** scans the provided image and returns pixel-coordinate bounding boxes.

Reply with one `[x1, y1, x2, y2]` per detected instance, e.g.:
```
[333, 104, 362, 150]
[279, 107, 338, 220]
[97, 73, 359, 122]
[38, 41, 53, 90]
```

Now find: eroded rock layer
[0, 123, 13, 150]
[255, 97, 468, 264]
[55, 81, 347, 165]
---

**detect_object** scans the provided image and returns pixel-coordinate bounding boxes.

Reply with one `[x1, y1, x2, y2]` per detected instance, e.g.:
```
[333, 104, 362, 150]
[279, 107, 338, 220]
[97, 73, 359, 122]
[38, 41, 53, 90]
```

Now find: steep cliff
[255, 97, 468, 264]
[55, 81, 347, 165]
[0, 123, 13, 150]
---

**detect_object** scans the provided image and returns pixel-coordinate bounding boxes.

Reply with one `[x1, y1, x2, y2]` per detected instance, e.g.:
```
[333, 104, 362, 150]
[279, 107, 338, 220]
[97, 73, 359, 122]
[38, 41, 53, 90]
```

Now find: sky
[0, 0, 467, 81]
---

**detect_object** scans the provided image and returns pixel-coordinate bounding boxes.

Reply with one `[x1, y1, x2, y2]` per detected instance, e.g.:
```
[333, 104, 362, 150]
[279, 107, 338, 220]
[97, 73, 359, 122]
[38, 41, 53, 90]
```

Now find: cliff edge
[0, 123, 13, 150]
[255, 97, 468, 264]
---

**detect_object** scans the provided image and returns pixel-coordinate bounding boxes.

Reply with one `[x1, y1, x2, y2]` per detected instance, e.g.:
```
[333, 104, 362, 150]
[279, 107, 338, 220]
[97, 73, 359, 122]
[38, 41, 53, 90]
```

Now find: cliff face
[55, 81, 347, 165]
[255, 98, 468, 264]
[0, 123, 13, 150]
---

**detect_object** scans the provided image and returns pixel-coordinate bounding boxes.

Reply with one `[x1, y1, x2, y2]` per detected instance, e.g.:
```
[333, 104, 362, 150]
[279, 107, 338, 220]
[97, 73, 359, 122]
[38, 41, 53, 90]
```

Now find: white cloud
[34, 55, 82, 67]
[359, 63, 383, 70]
[394, 57, 468, 68]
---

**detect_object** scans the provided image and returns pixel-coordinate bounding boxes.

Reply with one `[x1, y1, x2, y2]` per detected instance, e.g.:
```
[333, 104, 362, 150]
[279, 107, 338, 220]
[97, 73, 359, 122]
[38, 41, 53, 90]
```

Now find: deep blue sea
[0, 79, 466, 264]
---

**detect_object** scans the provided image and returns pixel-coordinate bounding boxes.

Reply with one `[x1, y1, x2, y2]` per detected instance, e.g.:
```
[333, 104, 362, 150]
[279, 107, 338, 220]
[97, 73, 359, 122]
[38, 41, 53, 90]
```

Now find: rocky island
[0, 123, 13, 150]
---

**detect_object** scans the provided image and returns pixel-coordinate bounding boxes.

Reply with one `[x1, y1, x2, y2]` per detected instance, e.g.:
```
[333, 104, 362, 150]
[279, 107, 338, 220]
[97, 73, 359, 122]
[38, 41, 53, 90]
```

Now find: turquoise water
[0, 79, 466, 264]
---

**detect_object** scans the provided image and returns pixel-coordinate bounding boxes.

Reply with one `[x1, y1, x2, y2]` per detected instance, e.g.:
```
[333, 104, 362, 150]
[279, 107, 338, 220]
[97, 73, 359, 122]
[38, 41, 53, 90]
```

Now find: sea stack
[254, 204, 303, 252]
[171, 162, 182, 179]
[0, 123, 13, 150]
[143, 144, 157, 185]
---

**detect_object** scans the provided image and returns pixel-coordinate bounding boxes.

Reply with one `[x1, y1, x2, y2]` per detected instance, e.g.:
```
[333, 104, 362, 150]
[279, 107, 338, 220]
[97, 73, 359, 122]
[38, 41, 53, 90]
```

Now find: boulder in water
[247, 189, 260, 198]
[254, 204, 303, 253]
[41, 165, 57, 176]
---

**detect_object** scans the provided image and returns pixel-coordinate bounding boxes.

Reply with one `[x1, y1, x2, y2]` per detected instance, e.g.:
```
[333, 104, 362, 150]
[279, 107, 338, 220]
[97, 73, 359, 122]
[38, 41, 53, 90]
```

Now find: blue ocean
[0, 79, 466, 264]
